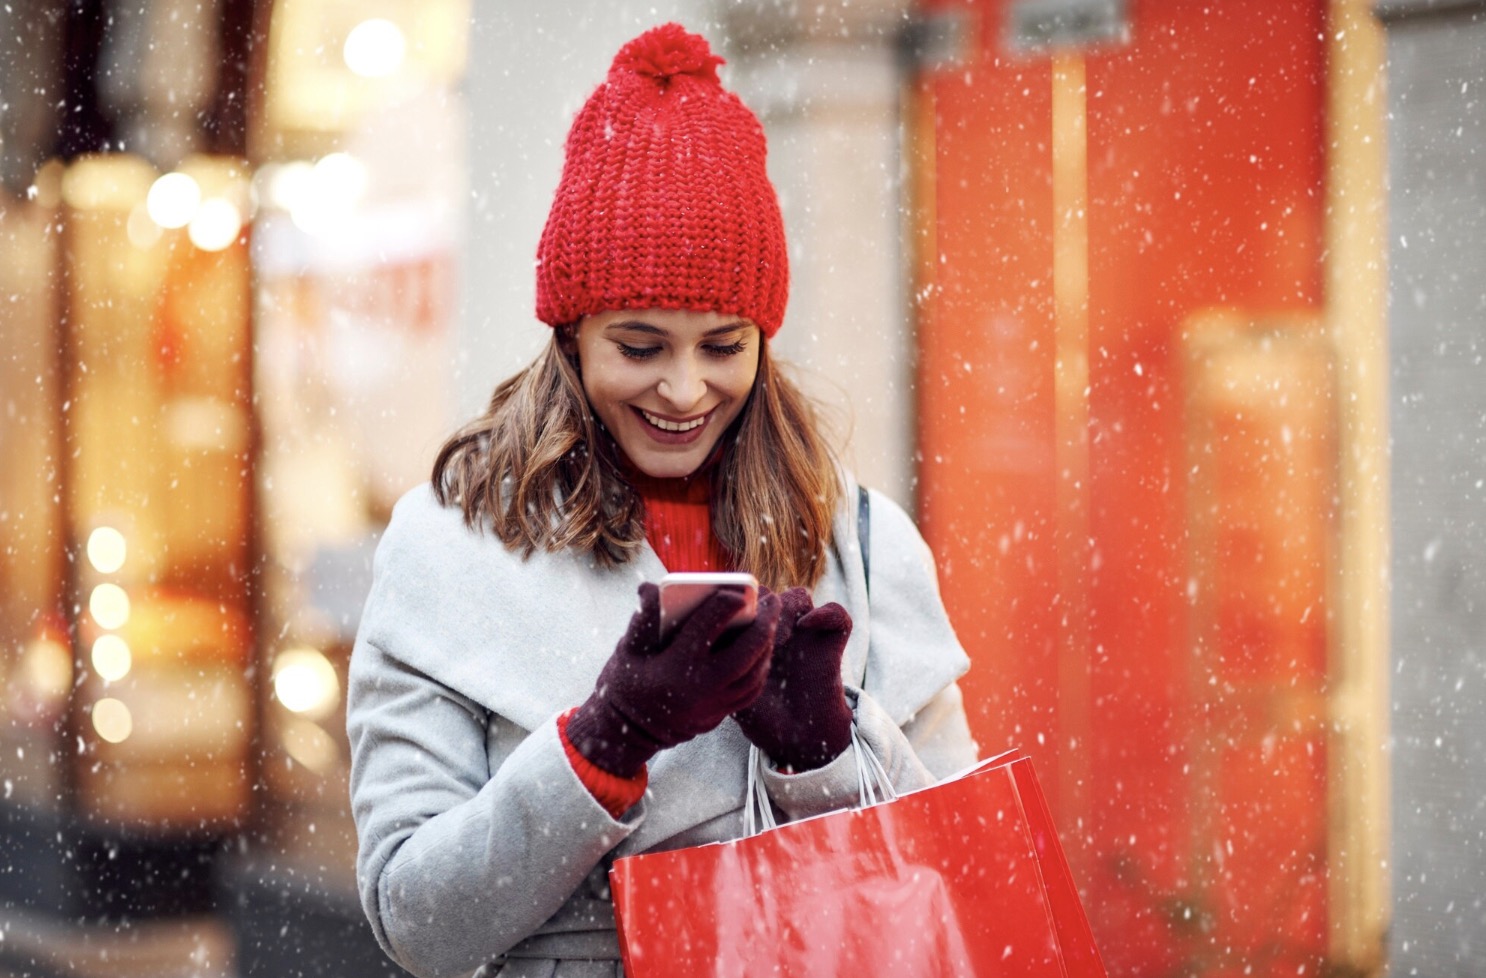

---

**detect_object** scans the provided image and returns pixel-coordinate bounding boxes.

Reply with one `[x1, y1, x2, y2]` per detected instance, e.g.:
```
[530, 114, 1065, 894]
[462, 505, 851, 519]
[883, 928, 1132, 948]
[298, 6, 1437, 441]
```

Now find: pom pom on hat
[611, 22, 724, 82]
[535, 23, 789, 337]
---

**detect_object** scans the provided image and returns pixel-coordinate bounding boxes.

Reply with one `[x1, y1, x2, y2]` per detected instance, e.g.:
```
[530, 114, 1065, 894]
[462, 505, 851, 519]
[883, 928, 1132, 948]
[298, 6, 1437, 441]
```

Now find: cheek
[582, 359, 639, 409]
[722, 357, 761, 402]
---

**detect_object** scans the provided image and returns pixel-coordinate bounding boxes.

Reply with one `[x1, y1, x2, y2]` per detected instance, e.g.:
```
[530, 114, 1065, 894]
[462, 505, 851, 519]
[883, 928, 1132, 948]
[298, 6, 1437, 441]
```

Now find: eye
[617, 343, 661, 360]
[704, 340, 748, 358]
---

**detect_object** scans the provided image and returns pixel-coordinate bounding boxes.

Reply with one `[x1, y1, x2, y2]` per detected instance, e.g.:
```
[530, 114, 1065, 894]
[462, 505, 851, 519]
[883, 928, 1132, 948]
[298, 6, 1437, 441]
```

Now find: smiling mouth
[638, 408, 708, 433]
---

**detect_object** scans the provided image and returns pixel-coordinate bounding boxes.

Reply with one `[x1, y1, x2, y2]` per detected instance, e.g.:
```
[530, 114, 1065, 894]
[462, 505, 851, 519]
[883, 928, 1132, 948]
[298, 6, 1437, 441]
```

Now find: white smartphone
[658, 571, 759, 641]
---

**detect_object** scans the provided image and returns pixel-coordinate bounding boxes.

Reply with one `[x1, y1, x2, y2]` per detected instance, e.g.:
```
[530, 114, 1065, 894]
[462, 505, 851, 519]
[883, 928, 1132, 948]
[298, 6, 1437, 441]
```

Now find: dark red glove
[566, 582, 781, 778]
[733, 587, 854, 772]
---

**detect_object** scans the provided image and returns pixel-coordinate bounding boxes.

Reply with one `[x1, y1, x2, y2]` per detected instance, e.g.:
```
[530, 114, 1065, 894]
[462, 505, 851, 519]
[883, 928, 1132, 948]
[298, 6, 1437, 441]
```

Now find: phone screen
[657, 572, 759, 640]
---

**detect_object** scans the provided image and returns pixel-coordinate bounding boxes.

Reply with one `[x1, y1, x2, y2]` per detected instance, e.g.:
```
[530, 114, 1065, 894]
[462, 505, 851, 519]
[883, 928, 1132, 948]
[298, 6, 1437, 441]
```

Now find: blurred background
[0, 0, 1481, 975]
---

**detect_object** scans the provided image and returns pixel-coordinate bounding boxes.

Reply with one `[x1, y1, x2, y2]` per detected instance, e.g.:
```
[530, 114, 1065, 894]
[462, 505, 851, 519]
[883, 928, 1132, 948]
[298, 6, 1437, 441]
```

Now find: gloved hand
[733, 587, 854, 772]
[566, 582, 781, 778]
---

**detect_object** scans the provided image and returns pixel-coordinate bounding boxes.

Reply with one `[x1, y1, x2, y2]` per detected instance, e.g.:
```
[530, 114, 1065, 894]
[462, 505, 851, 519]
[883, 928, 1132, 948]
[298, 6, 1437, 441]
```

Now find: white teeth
[641, 409, 706, 433]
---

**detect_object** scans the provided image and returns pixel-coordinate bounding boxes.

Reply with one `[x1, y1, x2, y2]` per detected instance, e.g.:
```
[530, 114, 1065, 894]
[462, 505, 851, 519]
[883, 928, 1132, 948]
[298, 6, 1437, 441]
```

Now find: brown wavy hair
[430, 332, 841, 590]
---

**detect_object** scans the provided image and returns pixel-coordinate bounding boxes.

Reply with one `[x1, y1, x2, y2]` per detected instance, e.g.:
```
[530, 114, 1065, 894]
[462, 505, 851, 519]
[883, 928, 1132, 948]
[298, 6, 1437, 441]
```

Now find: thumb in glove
[734, 587, 854, 772]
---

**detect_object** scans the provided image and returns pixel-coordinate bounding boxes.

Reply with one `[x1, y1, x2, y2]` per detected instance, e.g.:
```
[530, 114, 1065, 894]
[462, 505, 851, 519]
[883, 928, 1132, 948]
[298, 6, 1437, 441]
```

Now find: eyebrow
[605, 320, 752, 338]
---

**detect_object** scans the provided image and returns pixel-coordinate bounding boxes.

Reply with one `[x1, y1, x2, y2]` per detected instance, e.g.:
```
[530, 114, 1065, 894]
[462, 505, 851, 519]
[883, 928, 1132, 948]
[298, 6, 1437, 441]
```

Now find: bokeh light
[19, 637, 72, 705]
[272, 647, 341, 718]
[91, 634, 133, 682]
[344, 18, 406, 78]
[92, 697, 134, 744]
[89, 583, 131, 630]
[126, 202, 163, 249]
[189, 197, 244, 251]
[86, 526, 127, 574]
[146, 171, 201, 229]
[284, 153, 369, 235]
[280, 717, 341, 774]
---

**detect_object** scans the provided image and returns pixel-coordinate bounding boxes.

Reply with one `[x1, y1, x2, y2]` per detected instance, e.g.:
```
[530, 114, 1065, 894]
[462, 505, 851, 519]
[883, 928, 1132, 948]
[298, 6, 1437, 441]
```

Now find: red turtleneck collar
[617, 445, 734, 572]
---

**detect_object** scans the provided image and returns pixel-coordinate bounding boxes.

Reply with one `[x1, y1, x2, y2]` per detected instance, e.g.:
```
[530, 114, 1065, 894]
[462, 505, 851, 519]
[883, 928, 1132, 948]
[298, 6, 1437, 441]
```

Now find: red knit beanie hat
[535, 23, 789, 337]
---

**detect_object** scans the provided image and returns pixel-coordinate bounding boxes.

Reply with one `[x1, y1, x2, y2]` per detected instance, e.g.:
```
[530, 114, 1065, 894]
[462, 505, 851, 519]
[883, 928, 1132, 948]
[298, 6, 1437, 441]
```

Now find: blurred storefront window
[235, 1, 467, 973]
[238, 97, 462, 978]
[0, 1, 464, 973]
[2, 149, 257, 823]
[61, 151, 258, 831]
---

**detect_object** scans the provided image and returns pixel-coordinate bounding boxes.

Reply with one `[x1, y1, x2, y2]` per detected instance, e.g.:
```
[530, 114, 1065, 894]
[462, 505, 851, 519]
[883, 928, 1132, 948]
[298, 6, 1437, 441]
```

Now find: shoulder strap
[857, 484, 871, 599]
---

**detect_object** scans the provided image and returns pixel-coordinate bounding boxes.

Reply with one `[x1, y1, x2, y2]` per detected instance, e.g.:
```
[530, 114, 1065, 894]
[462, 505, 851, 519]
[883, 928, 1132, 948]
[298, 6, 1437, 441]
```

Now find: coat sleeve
[347, 634, 640, 978]
[759, 487, 979, 820]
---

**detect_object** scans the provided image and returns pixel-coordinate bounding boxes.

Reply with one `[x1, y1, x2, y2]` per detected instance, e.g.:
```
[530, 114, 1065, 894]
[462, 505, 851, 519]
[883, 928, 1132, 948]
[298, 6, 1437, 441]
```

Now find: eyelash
[617, 341, 748, 361]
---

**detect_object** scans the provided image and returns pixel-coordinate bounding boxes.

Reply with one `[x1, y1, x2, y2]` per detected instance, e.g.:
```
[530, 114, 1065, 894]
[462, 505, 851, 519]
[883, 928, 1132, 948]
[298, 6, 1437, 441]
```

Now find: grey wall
[1379, 2, 1486, 972]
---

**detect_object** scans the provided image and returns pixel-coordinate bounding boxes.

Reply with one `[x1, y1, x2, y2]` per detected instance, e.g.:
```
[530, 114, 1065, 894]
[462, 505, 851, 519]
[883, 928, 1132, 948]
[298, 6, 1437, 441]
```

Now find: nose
[656, 353, 707, 412]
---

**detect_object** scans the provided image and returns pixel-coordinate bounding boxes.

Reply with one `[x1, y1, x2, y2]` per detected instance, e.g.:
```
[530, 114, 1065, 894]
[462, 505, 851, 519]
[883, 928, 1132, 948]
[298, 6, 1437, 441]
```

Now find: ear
[557, 322, 580, 358]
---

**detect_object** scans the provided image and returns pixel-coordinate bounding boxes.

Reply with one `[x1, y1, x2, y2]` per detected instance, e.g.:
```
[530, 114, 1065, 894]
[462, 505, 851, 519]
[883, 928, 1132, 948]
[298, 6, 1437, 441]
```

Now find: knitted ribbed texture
[558, 708, 648, 817]
[535, 23, 789, 336]
[631, 464, 732, 573]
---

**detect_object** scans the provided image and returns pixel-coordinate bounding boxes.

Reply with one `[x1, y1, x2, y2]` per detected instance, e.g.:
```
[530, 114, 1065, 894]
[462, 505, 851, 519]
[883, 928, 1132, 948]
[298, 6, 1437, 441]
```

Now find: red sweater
[560, 461, 734, 816]
[624, 460, 733, 573]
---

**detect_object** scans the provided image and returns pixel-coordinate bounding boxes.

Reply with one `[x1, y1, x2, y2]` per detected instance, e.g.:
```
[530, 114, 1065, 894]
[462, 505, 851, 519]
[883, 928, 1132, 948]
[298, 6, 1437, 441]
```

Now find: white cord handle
[744, 727, 897, 837]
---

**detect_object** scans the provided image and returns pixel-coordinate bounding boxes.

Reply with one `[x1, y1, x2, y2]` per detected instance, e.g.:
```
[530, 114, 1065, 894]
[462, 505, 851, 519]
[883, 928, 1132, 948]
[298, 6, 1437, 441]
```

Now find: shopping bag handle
[744, 726, 897, 836]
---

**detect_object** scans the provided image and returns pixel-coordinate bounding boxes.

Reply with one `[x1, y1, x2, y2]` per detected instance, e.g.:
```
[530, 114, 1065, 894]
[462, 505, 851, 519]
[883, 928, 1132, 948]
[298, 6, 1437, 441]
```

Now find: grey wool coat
[347, 478, 979, 978]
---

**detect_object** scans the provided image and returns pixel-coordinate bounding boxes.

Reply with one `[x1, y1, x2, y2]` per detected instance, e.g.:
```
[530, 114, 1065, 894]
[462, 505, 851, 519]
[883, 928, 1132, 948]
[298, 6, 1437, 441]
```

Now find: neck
[613, 436, 727, 492]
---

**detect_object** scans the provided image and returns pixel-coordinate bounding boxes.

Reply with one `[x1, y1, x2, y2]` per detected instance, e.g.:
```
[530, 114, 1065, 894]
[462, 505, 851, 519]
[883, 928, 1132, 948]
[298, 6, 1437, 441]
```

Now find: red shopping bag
[610, 748, 1108, 977]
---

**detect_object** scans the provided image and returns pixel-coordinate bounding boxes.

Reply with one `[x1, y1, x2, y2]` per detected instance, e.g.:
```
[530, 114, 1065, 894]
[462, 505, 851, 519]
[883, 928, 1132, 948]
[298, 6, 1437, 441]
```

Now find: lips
[632, 406, 711, 445]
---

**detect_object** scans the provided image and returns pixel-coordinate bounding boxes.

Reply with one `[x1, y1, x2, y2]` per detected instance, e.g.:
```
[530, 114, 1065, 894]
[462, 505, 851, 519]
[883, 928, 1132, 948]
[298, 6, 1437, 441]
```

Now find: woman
[347, 23, 978, 978]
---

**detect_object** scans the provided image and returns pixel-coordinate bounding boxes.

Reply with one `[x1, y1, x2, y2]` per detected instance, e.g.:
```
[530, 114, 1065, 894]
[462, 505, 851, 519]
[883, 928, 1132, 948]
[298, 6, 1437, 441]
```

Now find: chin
[622, 436, 718, 479]
[632, 454, 705, 479]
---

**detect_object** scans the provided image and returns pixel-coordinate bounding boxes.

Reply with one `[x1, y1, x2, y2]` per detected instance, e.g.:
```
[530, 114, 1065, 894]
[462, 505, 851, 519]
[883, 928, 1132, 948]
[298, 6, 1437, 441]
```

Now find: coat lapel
[360, 485, 666, 731]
